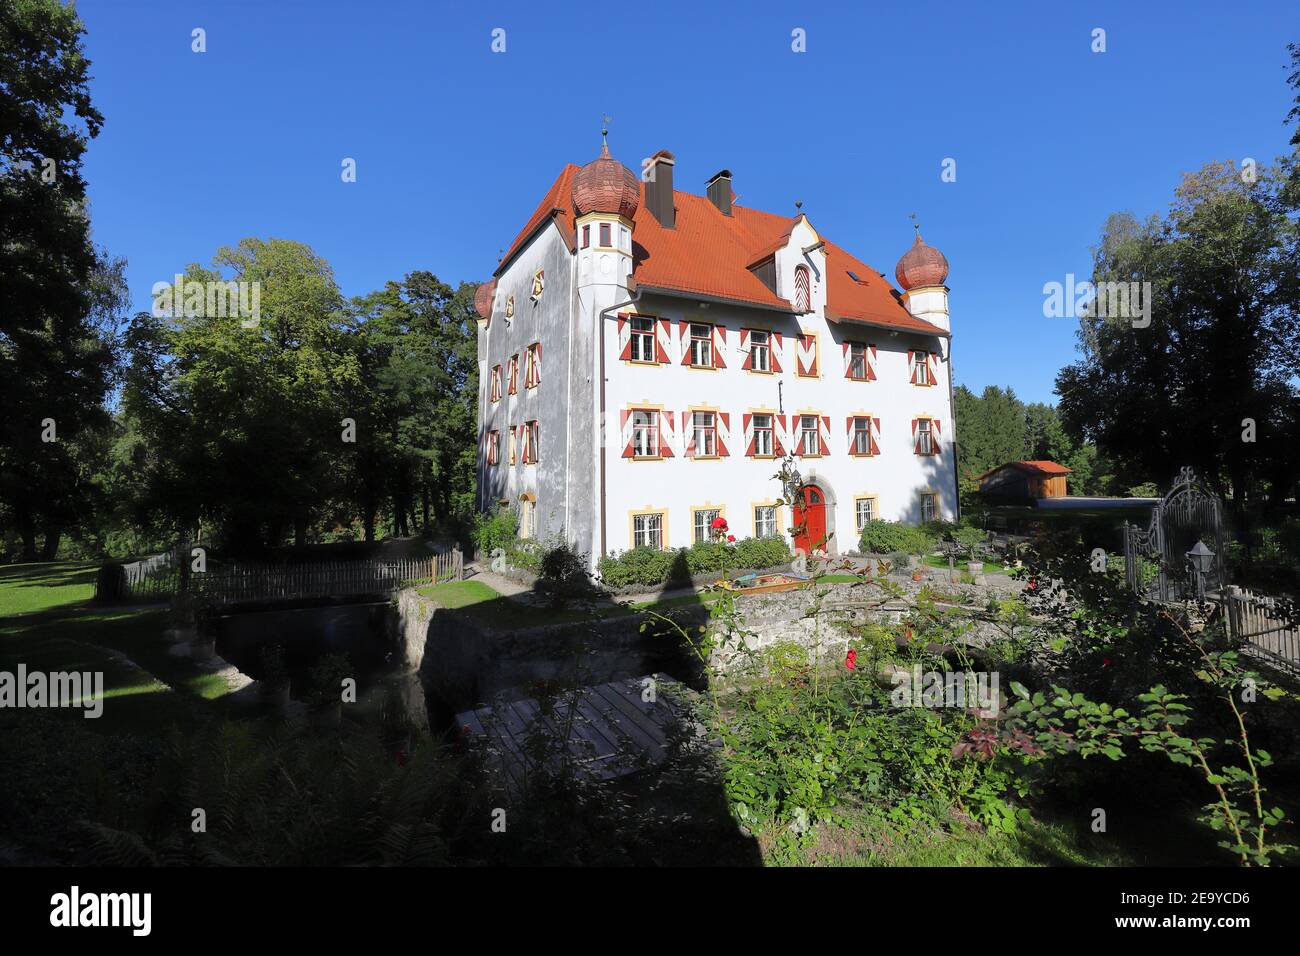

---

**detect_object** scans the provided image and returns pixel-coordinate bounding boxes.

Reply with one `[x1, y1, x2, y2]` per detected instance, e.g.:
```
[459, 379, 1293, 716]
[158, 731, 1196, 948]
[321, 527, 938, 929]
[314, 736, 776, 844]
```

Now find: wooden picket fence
[1224, 586, 1300, 676]
[188, 552, 463, 607]
[97, 546, 463, 605]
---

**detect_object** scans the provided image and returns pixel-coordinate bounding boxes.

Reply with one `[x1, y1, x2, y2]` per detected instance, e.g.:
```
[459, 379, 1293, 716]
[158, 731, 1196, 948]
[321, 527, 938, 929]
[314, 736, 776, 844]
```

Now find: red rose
[727, 534, 735, 543]
[845, 648, 857, 670]
[711, 516, 728, 530]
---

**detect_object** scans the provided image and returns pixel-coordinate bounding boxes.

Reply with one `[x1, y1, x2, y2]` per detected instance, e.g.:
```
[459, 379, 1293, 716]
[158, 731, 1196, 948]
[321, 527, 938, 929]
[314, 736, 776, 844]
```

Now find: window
[693, 508, 722, 543]
[794, 265, 811, 312]
[755, 505, 778, 539]
[689, 324, 713, 367]
[752, 414, 773, 457]
[485, 430, 499, 465]
[691, 411, 717, 457]
[581, 224, 590, 248]
[632, 410, 659, 458]
[920, 493, 938, 523]
[749, 330, 770, 372]
[914, 350, 931, 386]
[851, 417, 873, 456]
[521, 420, 539, 463]
[848, 343, 868, 380]
[915, 419, 934, 456]
[799, 415, 819, 456]
[490, 365, 502, 403]
[507, 355, 518, 394]
[599, 222, 611, 247]
[629, 317, 655, 362]
[855, 497, 876, 531]
[633, 512, 663, 550]
[524, 343, 541, 388]
[530, 269, 545, 301]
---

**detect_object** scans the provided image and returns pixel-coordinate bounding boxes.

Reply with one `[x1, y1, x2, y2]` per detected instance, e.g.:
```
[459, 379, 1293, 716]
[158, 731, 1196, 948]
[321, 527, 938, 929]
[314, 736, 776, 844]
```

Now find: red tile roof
[494, 165, 946, 336]
[977, 460, 1073, 480]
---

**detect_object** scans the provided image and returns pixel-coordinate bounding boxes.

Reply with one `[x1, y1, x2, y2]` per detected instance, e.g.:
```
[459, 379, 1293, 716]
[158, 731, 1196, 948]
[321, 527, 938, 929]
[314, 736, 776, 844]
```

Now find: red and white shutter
[531, 343, 542, 385]
[717, 413, 731, 457]
[911, 418, 920, 455]
[743, 413, 755, 457]
[842, 342, 853, 379]
[712, 326, 727, 369]
[773, 415, 788, 456]
[871, 417, 881, 456]
[739, 330, 753, 371]
[683, 410, 696, 456]
[907, 351, 918, 385]
[659, 410, 675, 458]
[867, 345, 878, 381]
[678, 320, 691, 365]
[620, 410, 634, 458]
[794, 265, 810, 311]
[931, 418, 941, 454]
[655, 319, 671, 364]
[845, 416, 856, 454]
[797, 334, 818, 376]
[618, 316, 632, 361]
[926, 352, 939, 385]
[770, 332, 784, 372]
[818, 416, 831, 456]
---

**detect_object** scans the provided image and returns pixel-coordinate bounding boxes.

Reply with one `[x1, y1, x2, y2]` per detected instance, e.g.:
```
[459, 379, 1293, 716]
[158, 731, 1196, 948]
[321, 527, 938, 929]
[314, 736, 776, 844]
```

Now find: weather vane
[910, 212, 920, 236]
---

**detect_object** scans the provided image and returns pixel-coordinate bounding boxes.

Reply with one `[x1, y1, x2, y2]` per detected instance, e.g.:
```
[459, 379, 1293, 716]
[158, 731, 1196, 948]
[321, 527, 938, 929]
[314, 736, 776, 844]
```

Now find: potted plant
[953, 526, 986, 577]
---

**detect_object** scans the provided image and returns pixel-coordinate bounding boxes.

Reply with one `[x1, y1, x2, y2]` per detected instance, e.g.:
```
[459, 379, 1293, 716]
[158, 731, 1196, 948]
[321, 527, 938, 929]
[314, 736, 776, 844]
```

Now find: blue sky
[78, 0, 1296, 404]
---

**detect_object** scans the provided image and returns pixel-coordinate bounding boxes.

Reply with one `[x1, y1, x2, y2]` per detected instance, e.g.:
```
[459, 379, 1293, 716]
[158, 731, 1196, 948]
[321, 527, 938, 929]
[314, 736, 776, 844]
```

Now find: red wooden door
[792, 484, 827, 553]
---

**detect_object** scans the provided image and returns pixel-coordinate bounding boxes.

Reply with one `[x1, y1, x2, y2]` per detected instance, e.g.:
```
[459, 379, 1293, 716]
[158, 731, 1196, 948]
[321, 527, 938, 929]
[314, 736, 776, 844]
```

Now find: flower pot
[911, 571, 923, 582]
[967, 561, 983, 576]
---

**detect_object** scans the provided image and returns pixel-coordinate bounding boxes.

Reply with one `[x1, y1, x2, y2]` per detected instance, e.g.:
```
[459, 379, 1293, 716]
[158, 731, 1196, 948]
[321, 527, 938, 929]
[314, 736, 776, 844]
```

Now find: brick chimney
[645, 150, 675, 228]
[705, 169, 732, 216]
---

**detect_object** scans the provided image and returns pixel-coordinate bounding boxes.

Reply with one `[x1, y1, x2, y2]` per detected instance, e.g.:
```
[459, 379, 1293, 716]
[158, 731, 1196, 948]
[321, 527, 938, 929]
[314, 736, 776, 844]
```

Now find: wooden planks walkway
[455, 674, 699, 792]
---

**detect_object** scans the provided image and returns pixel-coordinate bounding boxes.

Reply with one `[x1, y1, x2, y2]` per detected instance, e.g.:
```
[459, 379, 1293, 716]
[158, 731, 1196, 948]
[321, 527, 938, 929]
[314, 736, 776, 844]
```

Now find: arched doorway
[792, 483, 828, 554]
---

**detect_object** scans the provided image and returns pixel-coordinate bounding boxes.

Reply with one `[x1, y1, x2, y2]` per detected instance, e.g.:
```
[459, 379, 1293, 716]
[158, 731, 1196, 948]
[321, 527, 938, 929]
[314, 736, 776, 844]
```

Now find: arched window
[794, 265, 811, 312]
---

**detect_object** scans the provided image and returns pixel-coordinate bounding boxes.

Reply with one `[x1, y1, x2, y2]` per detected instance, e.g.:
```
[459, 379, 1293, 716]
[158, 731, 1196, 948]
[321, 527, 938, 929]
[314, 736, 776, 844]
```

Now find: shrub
[537, 540, 597, 601]
[859, 520, 937, 556]
[473, 508, 518, 556]
[597, 536, 792, 589]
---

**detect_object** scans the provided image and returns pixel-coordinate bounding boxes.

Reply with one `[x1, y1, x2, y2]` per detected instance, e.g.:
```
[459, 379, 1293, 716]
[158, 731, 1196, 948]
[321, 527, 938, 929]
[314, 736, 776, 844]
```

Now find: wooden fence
[98, 546, 463, 605]
[1224, 586, 1300, 676]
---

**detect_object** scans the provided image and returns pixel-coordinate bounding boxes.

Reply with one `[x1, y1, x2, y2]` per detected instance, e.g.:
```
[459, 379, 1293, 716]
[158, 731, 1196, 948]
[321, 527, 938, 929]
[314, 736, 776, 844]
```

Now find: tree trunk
[40, 524, 60, 561]
[17, 508, 37, 561]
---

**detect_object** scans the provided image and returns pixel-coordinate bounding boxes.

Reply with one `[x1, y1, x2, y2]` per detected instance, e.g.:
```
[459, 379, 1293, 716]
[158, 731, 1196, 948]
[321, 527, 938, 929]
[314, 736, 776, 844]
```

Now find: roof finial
[600, 115, 612, 156]
[909, 212, 922, 242]
[794, 199, 803, 212]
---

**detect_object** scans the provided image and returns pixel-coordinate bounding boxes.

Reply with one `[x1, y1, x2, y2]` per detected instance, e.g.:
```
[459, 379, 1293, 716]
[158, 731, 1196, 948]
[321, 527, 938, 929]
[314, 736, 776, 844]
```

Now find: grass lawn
[792, 809, 1141, 867]
[923, 555, 1009, 575]
[0, 561, 98, 616]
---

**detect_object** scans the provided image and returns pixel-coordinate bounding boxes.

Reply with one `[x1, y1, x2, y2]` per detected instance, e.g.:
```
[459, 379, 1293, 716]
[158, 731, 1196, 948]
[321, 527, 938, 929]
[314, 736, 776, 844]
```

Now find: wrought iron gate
[1122, 466, 1227, 602]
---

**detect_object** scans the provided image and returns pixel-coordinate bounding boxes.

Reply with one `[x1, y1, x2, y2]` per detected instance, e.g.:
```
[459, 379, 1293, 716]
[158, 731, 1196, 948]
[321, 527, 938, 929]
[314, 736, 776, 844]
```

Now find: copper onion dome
[895, 231, 949, 290]
[572, 132, 640, 219]
[474, 279, 496, 319]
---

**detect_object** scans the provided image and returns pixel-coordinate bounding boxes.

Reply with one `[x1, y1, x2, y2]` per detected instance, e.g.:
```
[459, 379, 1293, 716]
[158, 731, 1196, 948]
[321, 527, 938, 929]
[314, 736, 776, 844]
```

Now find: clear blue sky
[78, 0, 1296, 404]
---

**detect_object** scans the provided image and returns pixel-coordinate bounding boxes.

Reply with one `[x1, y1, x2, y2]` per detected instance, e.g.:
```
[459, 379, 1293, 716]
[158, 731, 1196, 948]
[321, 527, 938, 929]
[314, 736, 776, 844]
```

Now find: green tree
[1055, 160, 1300, 520]
[122, 239, 357, 552]
[0, 0, 123, 559]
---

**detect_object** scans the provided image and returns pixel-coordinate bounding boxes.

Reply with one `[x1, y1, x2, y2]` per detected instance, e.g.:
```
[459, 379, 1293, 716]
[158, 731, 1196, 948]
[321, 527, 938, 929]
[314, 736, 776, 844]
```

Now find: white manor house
[474, 136, 958, 565]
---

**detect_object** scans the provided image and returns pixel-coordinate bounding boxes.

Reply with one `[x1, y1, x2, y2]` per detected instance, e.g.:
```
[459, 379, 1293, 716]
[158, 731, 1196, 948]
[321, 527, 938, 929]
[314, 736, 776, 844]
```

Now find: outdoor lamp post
[1186, 539, 1215, 600]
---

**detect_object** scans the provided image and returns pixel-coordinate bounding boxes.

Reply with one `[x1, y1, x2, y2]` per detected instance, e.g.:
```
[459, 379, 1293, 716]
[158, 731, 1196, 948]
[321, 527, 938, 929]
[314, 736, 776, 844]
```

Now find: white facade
[477, 164, 958, 567]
